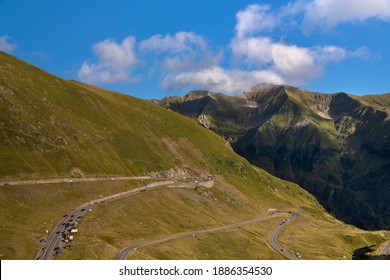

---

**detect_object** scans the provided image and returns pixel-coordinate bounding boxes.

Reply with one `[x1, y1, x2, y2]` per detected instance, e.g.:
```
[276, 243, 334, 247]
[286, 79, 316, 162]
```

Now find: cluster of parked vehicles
[36, 207, 93, 259]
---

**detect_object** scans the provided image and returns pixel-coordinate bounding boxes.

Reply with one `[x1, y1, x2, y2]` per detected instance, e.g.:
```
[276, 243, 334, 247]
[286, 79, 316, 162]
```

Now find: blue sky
[1, 0, 390, 99]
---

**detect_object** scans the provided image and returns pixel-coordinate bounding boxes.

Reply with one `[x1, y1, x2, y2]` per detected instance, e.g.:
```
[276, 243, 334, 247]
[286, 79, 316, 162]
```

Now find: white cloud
[230, 34, 369, 86]
[279, 1, 308, 18]
[235, 1, 390, 34]
[77, 2, 375, 95]
[162, 50, 223, 73]
[162, 66, 285, 94]
[139, 32, 222, 73]
[227, 3, 321, 87]
[235, 2, 309, 38]
[230, 37, 319, 84]
[0, 35, 17, 53]
[159, 0, 372, 95]
[272, 43, 319, 82]
[228, 2, 373, 89]
[235, 4, 276, 38]
[139, 32, 207, 53]
[304, 0, 390, 30]
[78, 32, 223, 89]
[78, 36, 139, 84]
[313, 45, 370, 62]
[230, 37, 273, 67]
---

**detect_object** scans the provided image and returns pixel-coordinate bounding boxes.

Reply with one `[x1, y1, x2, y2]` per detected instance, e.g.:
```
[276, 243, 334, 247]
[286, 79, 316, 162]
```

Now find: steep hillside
[0, 51, 219, 179]
[159, 84, 390, 230]
[1, 51, 389, 260]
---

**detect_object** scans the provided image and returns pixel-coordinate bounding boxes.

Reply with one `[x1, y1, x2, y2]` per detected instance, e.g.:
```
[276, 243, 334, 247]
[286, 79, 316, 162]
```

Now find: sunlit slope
[0, 52, 388, 260]
[1, 50, 232, 178]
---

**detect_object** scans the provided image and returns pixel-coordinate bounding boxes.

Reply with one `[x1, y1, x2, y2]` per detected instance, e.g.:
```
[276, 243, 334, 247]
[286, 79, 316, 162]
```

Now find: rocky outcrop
[198, 114, 211, 129]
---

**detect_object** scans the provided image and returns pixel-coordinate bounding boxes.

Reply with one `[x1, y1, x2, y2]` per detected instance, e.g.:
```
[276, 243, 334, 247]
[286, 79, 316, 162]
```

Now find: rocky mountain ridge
[159, 84, 390, 230]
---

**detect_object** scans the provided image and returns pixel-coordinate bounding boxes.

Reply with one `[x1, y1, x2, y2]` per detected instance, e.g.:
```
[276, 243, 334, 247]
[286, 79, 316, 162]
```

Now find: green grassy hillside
[0, 51, 389, 260]
[0, 51, 223, 178]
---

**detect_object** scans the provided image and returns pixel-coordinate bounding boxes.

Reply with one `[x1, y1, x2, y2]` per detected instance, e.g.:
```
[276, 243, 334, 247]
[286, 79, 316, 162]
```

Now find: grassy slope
[1, 51, 202, 178]
[0, 51, 389, 260]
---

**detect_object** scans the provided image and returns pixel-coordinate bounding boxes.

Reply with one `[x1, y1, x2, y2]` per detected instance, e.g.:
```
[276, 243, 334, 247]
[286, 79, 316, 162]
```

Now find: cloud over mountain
[77, 1, 381, 94]
[0, 36, 17, 53]
[78, 36, 139, 84]
[304, 0, 390, 30]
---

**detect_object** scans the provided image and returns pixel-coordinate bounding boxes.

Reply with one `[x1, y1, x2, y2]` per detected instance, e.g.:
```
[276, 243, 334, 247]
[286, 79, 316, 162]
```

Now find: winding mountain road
[32, 174, 299, 260]
[35, 177, 213, 260]
[1, 176, 157, 186]
[268, 211, 299, 260]
[117, 210, 299, 260]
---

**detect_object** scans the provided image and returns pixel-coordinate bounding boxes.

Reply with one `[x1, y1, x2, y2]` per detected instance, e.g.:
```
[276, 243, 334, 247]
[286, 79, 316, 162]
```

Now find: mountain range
[159, 84, 390, 230]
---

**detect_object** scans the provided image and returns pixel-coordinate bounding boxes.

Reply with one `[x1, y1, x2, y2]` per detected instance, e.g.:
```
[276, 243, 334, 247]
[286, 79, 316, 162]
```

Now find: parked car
[53, 250, 61, 256]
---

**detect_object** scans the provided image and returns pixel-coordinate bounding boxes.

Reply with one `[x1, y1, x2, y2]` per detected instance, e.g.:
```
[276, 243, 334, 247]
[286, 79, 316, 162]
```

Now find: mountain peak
[185, 90, 216, 101]
[244, 83, 287, 95]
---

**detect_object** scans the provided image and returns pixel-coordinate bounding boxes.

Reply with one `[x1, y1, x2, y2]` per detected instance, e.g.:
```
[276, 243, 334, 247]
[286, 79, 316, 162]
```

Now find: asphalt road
[377, 243, 390, 260]
[268, 211, 299, 260]
[117, 210, 299, 260]
[33, 175, 300, 260]
[35, 177, 213, 260]
[0, 176, 152, 186]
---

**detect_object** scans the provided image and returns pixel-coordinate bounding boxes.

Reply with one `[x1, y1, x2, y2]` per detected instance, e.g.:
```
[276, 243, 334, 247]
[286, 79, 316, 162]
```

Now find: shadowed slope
[159, 84, 390, 230]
